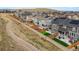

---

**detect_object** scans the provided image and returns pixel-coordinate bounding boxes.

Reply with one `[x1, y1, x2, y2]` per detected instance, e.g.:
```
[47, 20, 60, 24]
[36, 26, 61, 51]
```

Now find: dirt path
[6, 20, 39, 51]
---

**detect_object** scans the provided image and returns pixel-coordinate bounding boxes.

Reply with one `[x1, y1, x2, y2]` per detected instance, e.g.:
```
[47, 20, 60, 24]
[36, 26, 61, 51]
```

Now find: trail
[6, 18, 39, 51]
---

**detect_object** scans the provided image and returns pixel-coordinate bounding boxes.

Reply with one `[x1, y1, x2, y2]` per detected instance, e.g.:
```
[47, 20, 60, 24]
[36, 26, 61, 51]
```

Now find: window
[45, 25, 47, 27]
[62, 32, 64, 34]
[74, 34, 75, 37]
[70, 33, 72, 36]
[37, 22, 39, 24]
[42, 24, 44, 26]
[72, 33, 73, 36]
[49, 27, 51, 29]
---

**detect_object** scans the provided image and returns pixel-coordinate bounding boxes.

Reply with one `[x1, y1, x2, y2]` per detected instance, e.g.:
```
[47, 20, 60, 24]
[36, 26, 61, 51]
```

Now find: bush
[53, 38, 69, 47]
[41, 31, 50, 36]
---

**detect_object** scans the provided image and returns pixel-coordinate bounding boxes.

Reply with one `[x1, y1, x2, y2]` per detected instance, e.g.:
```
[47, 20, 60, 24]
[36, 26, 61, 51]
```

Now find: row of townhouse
[32, 17, 79, 44]
[0, 9, 15, 13]
[51, 18, 79, 44]
[14, 10, 79, 44]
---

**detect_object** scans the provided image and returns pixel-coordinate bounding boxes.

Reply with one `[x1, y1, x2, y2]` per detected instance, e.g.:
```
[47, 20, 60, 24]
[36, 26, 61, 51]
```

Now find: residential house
[51, 18, 79, 44]
[32, 17, 52, 33]
[15, 10, 32, 22]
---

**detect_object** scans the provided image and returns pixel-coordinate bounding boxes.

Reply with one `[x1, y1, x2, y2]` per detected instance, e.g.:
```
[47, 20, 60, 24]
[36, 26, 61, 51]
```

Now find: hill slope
[0, 13, 61, 51]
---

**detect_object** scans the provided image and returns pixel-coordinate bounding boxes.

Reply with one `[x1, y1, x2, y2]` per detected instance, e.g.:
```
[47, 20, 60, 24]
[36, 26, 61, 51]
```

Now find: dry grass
[0, 14, 61, 51]
[13, 21, 61, 51]
[0, 18, 28, 51]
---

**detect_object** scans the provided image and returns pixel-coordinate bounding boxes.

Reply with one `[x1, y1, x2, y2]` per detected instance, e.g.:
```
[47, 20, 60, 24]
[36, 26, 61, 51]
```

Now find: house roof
[51, 18, 79, 27]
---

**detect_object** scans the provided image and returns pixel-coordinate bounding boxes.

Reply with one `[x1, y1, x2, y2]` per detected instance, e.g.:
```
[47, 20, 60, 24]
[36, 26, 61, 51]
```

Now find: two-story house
[51, 18, 79, 44]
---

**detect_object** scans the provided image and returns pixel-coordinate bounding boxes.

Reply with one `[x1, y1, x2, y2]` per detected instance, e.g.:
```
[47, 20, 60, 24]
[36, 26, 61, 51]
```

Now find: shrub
[53, 38, 69, 47]
[41, 31, 50, 36]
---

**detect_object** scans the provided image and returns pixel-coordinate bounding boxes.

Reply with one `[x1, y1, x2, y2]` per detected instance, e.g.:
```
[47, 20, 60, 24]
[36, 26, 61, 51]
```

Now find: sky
[0, 7, 79, 11]
[52, 7, 79, 11]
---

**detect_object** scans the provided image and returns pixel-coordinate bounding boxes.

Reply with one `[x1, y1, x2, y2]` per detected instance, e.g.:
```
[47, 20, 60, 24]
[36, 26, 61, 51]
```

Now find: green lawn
[41, 31, 50, 36]
[53, 38, 69, 47]
[41, 31, 69, 47]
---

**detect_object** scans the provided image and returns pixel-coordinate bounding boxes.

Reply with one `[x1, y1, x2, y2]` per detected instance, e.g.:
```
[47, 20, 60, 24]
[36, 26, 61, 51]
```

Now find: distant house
[32, 18, 52, 32]
[15, 10, 32, 22]
[0, 9, 15, 13]
[51, 18, 79, 43]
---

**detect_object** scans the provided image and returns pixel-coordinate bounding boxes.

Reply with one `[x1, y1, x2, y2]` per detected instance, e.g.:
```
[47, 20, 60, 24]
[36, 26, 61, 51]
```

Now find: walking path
[4, 16, 39, 51]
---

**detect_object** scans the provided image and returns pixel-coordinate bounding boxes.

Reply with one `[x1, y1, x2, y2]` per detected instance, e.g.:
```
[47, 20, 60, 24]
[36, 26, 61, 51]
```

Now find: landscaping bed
[53, 38, 69, 47]
[41, 31, 51, 36]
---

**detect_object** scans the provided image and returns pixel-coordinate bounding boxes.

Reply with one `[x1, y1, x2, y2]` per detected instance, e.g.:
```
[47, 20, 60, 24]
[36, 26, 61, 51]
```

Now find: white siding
[51, 24, 59, 33]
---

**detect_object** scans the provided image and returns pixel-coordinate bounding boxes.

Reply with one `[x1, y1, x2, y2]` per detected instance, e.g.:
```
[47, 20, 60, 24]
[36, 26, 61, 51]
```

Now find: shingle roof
[51, 18, 79, 27]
